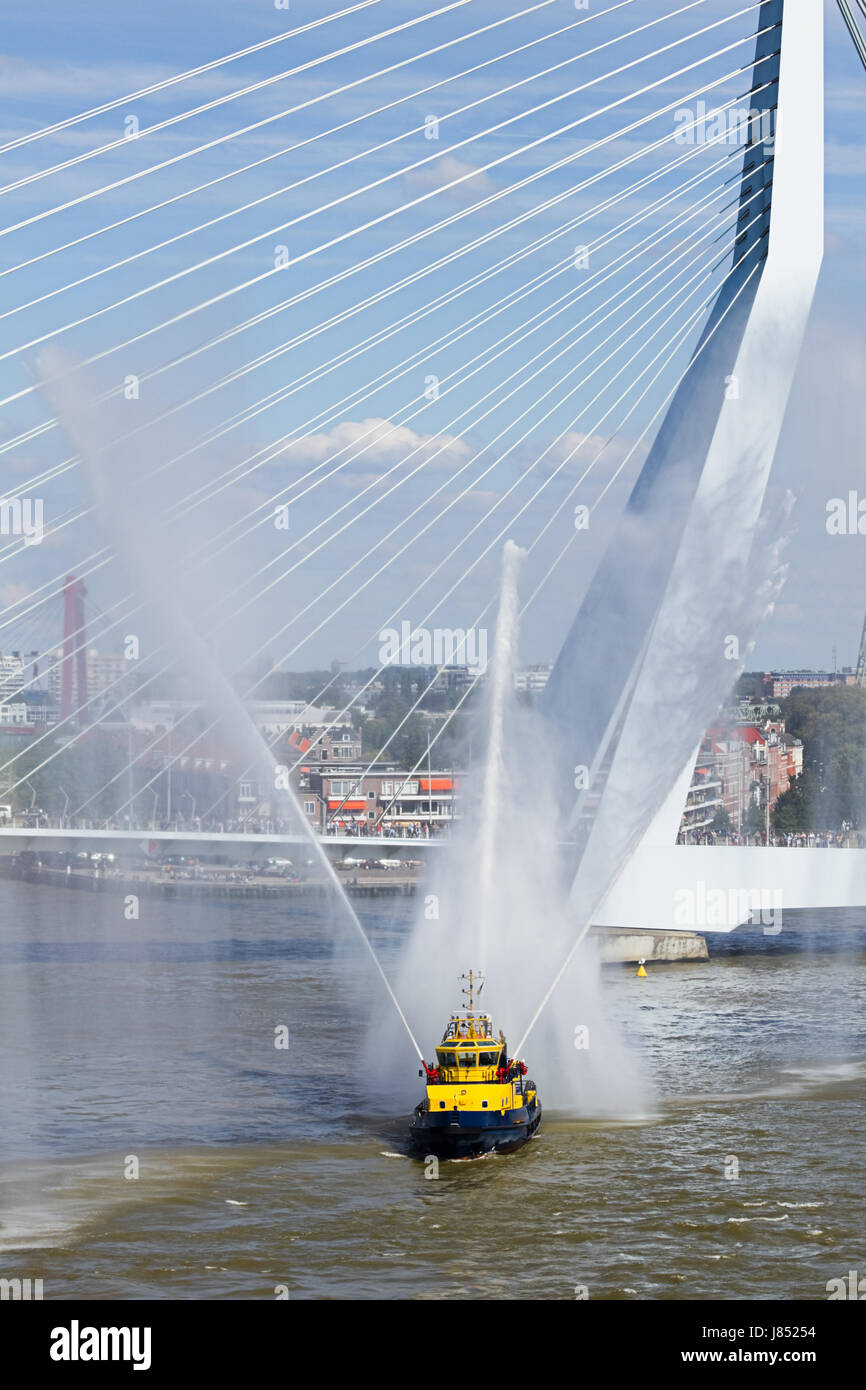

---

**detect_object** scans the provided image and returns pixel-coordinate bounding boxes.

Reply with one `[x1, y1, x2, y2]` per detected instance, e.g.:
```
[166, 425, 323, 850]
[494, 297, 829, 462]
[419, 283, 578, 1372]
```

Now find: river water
[0, 878, 863, 1301]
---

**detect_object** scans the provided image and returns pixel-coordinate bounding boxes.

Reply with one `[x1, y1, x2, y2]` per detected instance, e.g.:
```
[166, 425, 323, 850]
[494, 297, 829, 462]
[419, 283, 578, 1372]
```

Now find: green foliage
[391, 714, 429, 769]
[772, 768, 815, 831]
[361, 717, 393, 760]
[735, 671, 765, 701]
[710, 806, 733, 835]
[743, 801, 765, 833]
[360, 713, 431, 769]
[5, 734, 131, 822]
[778, 686, 866, 829]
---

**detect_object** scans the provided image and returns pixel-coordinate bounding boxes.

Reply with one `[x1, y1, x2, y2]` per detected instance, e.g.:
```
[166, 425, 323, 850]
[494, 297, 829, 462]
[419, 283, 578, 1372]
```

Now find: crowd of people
[11, 812, 450, 840]
[323, 820, 446, 838]
[679, 829, 866, 848]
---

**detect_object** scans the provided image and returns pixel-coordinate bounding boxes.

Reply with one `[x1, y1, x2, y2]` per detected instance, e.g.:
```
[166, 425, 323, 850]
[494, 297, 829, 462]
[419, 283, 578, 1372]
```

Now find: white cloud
[540, 429, 649, 479]
[403, 156, 496, 203]
[278, 417, 471, 478]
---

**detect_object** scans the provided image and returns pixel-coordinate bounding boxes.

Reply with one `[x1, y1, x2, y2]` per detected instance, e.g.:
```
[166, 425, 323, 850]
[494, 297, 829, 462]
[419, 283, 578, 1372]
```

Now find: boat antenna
[461, 970, 484, 1011]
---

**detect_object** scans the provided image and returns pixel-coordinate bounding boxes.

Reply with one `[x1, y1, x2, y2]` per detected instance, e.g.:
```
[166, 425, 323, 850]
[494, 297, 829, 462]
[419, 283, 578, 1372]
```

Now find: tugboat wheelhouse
[408, 971, 542, 1158]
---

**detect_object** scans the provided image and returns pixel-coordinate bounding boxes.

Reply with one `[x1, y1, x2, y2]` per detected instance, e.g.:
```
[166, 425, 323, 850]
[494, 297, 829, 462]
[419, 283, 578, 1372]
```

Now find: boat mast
[461, 970, 484, 1011]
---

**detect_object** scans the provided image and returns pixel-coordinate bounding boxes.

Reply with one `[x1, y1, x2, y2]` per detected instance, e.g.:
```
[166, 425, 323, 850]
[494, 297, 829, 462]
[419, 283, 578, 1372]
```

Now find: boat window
[437, 1051, 458, 1068]
[481, 1100, 488, 1108]
[478, 1051, 499, 1066]
[457, 1053, 476, 1068]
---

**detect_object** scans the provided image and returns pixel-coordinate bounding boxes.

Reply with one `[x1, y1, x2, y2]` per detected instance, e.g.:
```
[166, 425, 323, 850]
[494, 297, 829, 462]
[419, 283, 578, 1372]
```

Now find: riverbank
[0, 859, 419, 900]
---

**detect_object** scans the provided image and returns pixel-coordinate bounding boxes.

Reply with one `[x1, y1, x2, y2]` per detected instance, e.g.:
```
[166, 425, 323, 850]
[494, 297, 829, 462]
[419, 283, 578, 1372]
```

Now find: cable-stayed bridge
[0, 0, 863, 937]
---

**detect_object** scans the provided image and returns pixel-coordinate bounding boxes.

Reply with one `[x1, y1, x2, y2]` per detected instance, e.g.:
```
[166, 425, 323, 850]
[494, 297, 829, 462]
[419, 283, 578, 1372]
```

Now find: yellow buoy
[636, 958, 647, 978]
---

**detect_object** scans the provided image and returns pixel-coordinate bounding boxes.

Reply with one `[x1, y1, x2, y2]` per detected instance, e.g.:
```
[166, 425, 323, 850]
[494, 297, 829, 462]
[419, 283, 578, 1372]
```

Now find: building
[286, 725, 362, 765]
[704, 732, 753, 827]
[684, 720, 804, 836]
[736, 724, 802, 808]
[48, 648, 134, 706]
[0, 702, 30, 726]
[514, 664, 553, 695]
[288, 759, 459, 838]
[763, 670, 854, 700]
[129, 698, 314, 739]
[86, 650, 130, 701]
[681, 766, 725, 837]
[0, 698, 41, 755]
[427, 665, 482, 694]
[249, 702, 311, 737]
[318, 769, 458, 837]
[0, 651, 40, 703]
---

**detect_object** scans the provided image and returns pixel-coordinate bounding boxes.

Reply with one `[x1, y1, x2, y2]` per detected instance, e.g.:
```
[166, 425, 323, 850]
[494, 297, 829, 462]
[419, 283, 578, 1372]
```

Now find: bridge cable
[1, 8, 774, 398]
[62, 231, 767, 821]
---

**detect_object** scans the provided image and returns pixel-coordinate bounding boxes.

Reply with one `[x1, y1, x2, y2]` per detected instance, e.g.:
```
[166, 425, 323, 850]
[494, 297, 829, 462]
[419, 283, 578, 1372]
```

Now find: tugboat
[408, 971, 542, 1158]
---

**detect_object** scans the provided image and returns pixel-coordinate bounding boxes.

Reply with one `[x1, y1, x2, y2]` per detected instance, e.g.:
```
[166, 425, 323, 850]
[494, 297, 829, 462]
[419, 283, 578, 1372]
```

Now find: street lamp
[21, 780, 38, 826]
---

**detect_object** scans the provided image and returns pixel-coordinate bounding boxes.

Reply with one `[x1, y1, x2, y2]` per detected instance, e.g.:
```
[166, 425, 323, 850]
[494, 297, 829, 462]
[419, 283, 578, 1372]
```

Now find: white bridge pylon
[595, 764, 866, 933]
[542, 0, 835, 935]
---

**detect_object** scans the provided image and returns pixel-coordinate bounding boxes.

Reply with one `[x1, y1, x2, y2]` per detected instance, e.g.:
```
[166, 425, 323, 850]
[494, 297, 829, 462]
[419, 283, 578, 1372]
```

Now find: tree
[392, 714, 428, 770]
[780, 687, 866, 829]
[736, 671, 765, 701]
[711, 806, 733, 835]
[743, 801, 765, 834]
[6, 733, 130, 822]
[361, 717, 392, 759]
[772, 769, 823, 832]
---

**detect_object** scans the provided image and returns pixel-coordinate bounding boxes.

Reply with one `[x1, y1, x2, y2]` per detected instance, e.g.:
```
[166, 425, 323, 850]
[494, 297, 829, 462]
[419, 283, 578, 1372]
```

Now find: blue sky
[0, 0, 865, 681]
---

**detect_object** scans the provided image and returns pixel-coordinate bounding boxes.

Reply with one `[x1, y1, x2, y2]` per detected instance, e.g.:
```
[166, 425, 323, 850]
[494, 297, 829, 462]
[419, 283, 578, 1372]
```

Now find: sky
[0, 0, 865, 682]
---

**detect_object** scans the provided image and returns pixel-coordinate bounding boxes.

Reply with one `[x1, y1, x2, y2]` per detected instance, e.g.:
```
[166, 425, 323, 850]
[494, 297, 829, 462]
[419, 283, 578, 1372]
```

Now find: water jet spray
[34, 347, 424, 1062]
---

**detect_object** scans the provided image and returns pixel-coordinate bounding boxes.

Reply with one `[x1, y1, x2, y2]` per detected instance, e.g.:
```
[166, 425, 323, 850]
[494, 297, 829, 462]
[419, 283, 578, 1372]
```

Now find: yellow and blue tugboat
[409, 971, 541, 1158]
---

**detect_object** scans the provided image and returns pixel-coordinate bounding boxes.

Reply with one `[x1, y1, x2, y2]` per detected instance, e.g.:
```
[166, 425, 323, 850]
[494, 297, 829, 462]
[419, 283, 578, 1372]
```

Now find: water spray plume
[476, 538, 525, 971]
[34, 347, 424, 1061]
[366, 538, 645, 1114]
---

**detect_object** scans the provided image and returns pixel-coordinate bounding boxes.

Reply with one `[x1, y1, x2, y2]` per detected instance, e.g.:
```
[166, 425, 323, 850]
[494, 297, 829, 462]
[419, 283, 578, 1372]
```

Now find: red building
[686, 721, 803, 834]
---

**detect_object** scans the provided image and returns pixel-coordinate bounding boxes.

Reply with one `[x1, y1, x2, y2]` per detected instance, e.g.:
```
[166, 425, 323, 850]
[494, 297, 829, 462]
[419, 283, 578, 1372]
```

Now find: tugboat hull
[409, 1100, 542, 1159]
[408, 978, 542, 1159]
